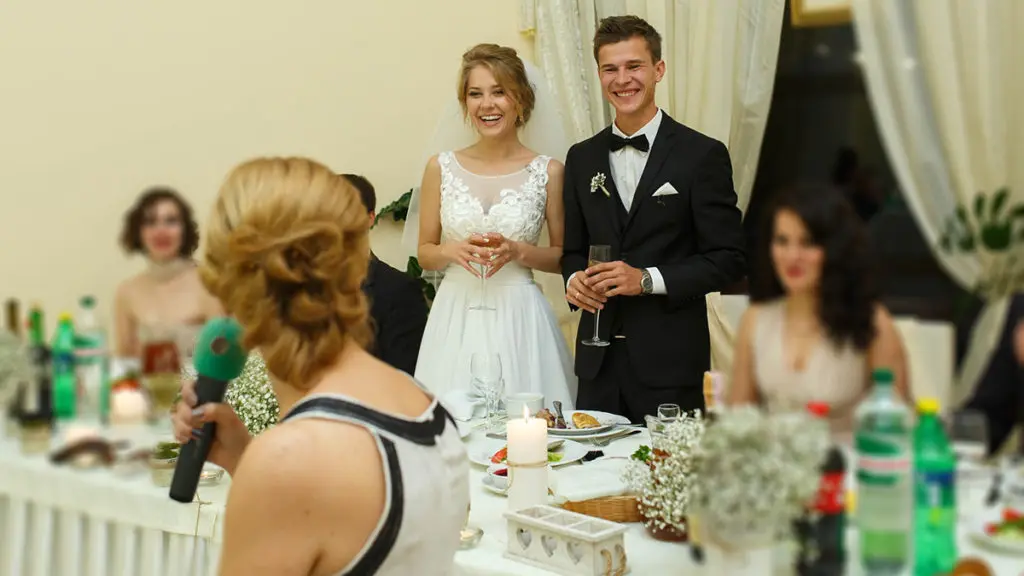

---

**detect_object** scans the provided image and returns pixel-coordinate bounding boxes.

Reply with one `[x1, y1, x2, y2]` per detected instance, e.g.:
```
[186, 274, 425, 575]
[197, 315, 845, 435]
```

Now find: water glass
[658, 403, 681, 421]
[470, 353, 503, 429]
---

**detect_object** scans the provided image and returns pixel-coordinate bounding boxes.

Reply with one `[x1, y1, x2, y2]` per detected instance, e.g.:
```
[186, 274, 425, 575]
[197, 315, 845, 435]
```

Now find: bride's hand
[481, 233, 520, 278]
[441, 238, 491, 277]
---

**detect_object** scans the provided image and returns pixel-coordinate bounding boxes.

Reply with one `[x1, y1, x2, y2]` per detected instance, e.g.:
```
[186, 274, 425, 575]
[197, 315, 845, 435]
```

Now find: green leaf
[973, 193, 986, 222]
[990, 187, 1009, 219]
[374, 189, 414, 228]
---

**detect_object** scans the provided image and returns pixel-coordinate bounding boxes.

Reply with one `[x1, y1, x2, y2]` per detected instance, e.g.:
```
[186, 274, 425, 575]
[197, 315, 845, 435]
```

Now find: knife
[553, 401, 567, 429]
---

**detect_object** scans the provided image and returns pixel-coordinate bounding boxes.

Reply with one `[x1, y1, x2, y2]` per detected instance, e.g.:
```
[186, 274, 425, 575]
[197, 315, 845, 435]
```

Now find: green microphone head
[192, 317, 249, 382]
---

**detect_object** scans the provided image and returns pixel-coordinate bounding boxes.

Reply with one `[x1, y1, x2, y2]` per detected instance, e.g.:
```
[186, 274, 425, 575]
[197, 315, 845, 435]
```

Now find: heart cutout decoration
[541, 535, 557, 557]
[566, 541, 585, 564]
[516, 528, 532, 550]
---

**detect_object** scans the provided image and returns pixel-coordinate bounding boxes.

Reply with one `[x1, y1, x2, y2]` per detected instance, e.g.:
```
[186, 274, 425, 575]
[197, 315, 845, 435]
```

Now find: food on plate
[951, 557, 993, 575]
[490, 445, 564, 464]
[983, 508, 1024, 541]
[536, 408, 556, 428]
[492, 467, 508, 477]
[572, 412, 601, 429]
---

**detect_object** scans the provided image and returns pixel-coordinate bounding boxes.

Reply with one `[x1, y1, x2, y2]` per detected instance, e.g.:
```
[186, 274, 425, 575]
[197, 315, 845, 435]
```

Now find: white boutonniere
[590, 172, 610, 197]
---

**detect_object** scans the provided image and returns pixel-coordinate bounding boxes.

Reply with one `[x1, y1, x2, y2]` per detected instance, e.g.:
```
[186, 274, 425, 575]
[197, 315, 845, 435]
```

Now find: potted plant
[623, 411, 705, 541]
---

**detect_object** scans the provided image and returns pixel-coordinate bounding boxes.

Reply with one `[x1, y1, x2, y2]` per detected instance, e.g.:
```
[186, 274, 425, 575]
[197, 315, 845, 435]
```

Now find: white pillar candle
[506, 405, 548, 512]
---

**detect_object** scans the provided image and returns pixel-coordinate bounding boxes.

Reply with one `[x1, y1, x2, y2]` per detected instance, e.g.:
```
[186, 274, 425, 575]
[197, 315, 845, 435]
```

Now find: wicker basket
[559, 495, 643, 523]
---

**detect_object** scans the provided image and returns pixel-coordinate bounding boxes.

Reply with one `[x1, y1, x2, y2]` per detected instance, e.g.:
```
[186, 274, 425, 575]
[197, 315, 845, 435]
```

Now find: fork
[592, 428, 641, 447]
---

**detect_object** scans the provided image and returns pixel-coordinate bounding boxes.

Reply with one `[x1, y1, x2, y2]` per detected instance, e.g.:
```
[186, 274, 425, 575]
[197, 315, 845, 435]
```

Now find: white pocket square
[652, 183, 679, 197]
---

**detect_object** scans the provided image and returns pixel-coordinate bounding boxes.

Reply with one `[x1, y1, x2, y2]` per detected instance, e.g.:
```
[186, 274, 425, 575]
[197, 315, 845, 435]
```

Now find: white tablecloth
[3, 417, 1020, 575]
[0, 419, 228, 576]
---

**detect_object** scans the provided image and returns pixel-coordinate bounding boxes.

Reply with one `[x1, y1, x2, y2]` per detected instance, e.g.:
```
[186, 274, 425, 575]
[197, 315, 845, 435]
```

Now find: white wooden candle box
[503, 505, 629, 576]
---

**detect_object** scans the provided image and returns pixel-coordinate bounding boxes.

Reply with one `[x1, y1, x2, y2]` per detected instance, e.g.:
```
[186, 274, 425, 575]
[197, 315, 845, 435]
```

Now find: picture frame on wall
[790, 0, 852, 27]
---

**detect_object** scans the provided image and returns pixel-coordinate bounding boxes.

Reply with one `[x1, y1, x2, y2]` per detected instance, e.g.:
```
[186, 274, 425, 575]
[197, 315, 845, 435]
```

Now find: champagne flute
[468, 233, 495, 311]
[580, 245, 612, 347]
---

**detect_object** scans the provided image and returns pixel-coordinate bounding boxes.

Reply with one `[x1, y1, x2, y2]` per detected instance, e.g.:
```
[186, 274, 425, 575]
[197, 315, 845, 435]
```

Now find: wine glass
[470, 352, 504, 430]
[468, 234, 495, 311]
[580, 245, 612, 347]
[657, 403, 681, 421]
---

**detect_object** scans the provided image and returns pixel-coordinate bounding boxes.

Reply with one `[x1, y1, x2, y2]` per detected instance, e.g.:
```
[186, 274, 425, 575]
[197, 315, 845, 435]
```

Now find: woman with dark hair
[727, 184, 910, 442]
[114, 187, 222, 357]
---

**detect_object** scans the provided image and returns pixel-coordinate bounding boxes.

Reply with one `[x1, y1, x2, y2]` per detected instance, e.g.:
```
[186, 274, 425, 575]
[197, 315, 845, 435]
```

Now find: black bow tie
[609, 133, 649, 153]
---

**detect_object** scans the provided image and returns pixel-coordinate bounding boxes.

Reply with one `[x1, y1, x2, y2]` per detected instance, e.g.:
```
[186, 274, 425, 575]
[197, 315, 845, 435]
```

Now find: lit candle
[506, 405, 548, 511]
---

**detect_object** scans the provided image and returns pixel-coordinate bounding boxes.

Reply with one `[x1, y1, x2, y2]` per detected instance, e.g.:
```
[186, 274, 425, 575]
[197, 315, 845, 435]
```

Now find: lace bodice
[438, 151, 550, 245]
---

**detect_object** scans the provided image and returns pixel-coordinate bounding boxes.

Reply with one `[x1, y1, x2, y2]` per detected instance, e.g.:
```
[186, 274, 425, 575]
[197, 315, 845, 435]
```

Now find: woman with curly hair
[173, 157, 468, 575]
[114, 187, 222, 357]
[726, 184, 910, 442]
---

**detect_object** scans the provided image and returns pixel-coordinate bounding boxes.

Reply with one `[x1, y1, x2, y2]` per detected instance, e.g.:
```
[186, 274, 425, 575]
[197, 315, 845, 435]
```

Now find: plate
[548, 410, 631, 437]
[968, 517, 1024, 556]
[467, 437, 589, 468]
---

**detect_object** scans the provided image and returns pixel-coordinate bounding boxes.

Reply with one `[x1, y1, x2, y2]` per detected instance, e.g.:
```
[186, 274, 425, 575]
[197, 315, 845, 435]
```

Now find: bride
[409, 43, 577, 412]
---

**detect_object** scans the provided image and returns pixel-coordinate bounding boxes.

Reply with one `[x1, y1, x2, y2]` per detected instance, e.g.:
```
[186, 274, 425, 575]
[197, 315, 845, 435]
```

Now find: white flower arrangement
[691, 405, 830, 543]
[622, 411, 705, 533]
[590, 172, 610, 197]
[0, 332, 32, 405]
[180, 350, 279, 435]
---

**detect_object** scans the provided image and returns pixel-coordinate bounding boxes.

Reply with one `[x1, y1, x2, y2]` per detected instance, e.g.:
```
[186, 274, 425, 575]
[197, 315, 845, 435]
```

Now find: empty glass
[658, 403, 681, 421]
[470, 352, 504, 430]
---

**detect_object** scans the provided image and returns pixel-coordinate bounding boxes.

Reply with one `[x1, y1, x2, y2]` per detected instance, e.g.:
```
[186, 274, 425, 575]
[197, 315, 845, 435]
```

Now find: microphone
[169, 317, 248, 503]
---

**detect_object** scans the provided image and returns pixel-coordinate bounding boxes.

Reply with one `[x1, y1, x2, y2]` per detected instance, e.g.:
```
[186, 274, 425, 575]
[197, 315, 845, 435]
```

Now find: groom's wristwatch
[640, 269, 653, 295]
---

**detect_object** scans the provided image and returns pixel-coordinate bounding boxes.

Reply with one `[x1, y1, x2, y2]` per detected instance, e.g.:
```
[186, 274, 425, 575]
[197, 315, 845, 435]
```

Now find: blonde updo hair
[458, 43, 536, 127]
[201, 157, 371, 389]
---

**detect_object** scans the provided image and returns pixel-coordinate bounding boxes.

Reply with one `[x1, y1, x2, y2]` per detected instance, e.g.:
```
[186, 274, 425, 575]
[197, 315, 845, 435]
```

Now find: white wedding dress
[414, 151, 577, 412]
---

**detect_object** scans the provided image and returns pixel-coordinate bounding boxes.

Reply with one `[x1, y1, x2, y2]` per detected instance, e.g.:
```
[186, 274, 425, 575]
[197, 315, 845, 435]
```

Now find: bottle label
[857, 454, 911, 485]
[916, 471, 955, 508]
[53, 352, 75, 374]
[815, 471, 846, 514]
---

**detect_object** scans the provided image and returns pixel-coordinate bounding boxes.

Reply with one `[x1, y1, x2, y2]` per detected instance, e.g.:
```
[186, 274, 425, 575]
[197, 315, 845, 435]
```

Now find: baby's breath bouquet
[181, 350, 279, 435]
[691, 405, 829, 544]
[0, 331, 32, 404]
[622, 411, 706, 534]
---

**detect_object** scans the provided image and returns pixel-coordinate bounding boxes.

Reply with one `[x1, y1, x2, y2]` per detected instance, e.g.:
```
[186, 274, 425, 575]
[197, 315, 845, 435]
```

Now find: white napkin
[550, 459, 629, 503]
[439, 389, 484, 422]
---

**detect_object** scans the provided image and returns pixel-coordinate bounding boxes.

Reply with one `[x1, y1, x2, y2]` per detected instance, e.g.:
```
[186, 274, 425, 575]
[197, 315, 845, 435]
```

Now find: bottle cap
[806, 402, 830, 417]
[79, 296, 95, 308]
[872, 368, 894, 385]
[917, 397, 940, 414]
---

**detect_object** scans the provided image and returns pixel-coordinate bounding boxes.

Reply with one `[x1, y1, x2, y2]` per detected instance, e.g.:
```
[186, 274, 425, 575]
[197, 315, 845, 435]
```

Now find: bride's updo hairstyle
[200, 157, 371, 389]
[458, 43, 536, 127]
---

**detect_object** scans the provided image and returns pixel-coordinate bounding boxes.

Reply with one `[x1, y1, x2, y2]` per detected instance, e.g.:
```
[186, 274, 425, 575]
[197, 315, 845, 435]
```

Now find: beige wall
[0, 0, 530, 332]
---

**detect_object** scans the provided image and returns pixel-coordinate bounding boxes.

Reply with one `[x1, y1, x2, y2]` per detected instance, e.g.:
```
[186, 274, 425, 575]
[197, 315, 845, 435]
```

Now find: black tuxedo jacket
[364, 255, 429, 375]
[561, 114, 746, 388]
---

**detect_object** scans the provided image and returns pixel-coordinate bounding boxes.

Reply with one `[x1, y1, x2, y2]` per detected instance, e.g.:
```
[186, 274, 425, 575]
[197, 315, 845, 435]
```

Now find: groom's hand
[586, 261, 643, 297]
[567, 273, 605, 313]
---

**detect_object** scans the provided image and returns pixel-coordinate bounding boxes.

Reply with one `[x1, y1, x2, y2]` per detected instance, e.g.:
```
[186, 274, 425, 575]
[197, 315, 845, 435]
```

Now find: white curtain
[852, 0, 1024, 403]
[521, 0, 786, 373]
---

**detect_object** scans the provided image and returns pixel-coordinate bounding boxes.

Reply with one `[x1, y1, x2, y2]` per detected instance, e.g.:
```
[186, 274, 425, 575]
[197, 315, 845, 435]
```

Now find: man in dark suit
[561, 16, 746, 423]
[342, 174, 429, 374]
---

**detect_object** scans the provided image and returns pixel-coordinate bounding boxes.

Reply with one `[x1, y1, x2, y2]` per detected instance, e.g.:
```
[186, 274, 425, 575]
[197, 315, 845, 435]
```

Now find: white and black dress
[282, 390, 469, 575]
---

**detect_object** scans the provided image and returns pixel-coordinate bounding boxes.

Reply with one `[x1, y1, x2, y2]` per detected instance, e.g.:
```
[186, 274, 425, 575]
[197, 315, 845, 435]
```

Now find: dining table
[1, 414, 1022, 575]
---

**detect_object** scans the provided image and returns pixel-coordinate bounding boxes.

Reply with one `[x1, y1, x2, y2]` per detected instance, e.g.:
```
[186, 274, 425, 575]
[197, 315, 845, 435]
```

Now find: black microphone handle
[168, 374, 229, 503]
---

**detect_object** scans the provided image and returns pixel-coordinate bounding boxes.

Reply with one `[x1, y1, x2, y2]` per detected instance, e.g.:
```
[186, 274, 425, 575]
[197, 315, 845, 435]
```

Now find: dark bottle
[795, 402, 846, 575]
[19, 304, 53, 455]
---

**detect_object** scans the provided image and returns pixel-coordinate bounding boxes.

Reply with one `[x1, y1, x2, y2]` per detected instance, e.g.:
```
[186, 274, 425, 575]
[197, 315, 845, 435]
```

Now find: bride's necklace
[145, 258, 194, 283]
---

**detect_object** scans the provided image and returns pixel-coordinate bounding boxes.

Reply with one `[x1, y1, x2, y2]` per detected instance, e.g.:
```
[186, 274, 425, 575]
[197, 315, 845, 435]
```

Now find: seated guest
[727, 184, 910, 443]
[961, 294, 1024, 455]
[175, 157, 468, 575]
[342, 173, 429, 374]
[114, 187, 222, 357]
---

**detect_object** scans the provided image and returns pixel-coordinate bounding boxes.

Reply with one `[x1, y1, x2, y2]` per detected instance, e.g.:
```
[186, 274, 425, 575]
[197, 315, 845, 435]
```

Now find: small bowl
[149, 456, 177, 487]
[486, 463, 509, 491]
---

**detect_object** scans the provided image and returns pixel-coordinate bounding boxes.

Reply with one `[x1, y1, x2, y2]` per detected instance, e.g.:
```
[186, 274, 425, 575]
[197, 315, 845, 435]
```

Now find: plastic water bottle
[854, 368, 912, 574]
[74, 296, 110, 424]
[913, 398, 956, 575]
[51, 313, 77, 420]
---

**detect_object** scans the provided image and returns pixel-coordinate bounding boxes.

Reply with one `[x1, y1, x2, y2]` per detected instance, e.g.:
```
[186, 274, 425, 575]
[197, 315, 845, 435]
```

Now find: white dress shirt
[568, 109, 668, 295]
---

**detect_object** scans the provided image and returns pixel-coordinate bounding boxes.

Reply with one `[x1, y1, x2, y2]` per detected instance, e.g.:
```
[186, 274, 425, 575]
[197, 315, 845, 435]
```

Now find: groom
[562, 15, 746, 423]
